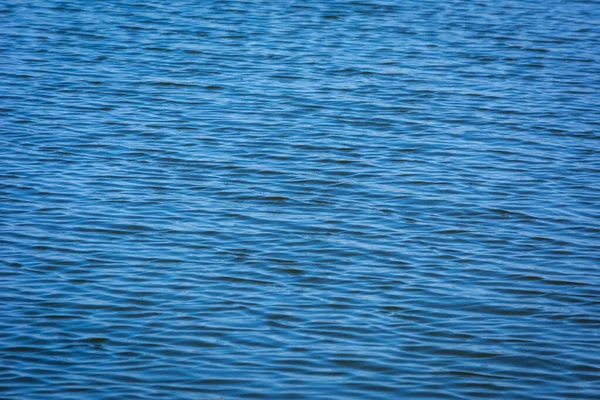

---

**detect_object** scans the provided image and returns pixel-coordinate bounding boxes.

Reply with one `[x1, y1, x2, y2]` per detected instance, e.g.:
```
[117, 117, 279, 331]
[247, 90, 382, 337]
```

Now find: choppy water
[1, 0, 600, 398]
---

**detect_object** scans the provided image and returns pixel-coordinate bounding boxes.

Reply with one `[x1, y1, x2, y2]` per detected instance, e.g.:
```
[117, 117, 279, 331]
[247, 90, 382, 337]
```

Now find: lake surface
[1, 0, 599, 398]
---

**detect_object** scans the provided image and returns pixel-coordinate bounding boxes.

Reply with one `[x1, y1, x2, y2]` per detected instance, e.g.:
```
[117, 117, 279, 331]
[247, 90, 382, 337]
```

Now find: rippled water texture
[1, 0, 600, 398]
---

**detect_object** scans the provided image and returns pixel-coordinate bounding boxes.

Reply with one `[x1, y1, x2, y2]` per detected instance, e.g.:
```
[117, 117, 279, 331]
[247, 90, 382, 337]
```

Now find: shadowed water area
[1, 0, 600, 398]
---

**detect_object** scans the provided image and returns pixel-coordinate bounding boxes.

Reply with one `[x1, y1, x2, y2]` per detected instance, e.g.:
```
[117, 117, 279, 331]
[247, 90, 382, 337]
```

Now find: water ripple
[1, 0, 600, 399]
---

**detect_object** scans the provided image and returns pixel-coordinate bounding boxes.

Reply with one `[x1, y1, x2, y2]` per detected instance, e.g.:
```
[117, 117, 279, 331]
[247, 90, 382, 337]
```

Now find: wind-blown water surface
[1, 0, 599, 399]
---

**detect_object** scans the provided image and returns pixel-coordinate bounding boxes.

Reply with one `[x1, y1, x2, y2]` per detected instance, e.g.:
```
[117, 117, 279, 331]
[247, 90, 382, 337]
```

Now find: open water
[1, 0, 600, 399]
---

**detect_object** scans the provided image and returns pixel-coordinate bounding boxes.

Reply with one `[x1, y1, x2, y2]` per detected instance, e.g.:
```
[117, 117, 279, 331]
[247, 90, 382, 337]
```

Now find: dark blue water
[1, 0, 600, 398]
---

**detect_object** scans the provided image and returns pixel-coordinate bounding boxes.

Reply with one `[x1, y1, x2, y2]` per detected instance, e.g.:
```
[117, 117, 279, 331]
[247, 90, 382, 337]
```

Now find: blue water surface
[1, 0, 600, 399]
